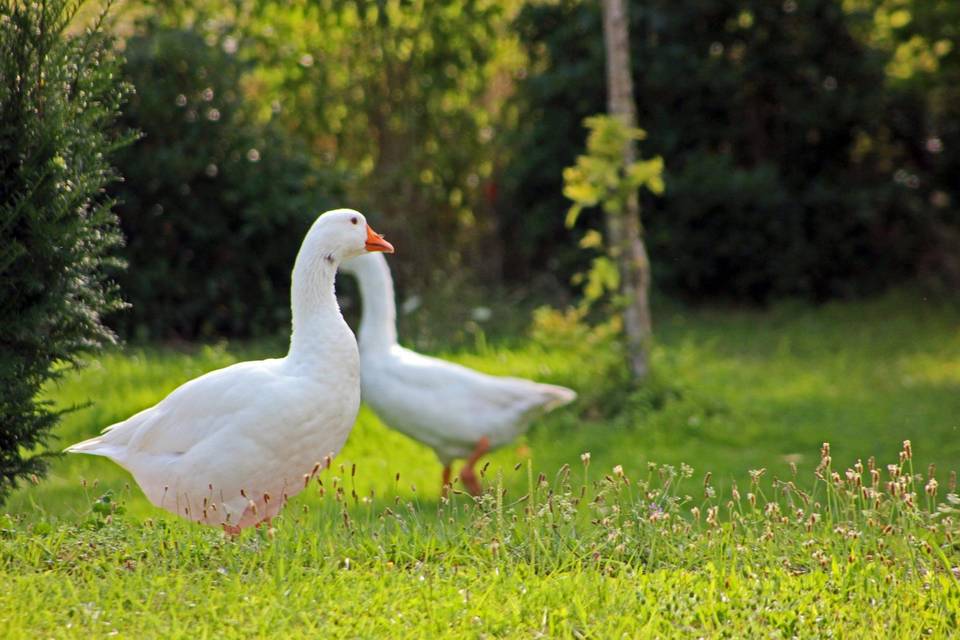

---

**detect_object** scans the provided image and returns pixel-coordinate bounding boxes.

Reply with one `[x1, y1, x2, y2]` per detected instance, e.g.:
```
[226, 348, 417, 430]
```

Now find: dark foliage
[0, 1, 129, 502]
[876, 1, 960, 288]
[110, 24, 346, 340]
[502, 0, 923, 302]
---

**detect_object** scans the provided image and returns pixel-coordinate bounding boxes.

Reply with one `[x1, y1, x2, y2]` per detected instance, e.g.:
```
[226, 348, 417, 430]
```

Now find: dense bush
[871, 0, 960, 288]
[502, 0, 924, 302]
[228, 0, 508, 287]
[110, 24, 345, 340]
[0, 1, 129, 502]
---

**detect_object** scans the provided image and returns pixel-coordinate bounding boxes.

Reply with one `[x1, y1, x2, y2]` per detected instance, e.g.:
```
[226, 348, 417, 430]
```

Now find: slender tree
[601, 0, 652, 380]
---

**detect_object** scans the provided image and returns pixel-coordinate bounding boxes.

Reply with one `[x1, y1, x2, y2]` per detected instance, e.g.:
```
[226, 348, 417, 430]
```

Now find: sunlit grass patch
[3, 292, 960, 636]
[1, 440, 958, 637]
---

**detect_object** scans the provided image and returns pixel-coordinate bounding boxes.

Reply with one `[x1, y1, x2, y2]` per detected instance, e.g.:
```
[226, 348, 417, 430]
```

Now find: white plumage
[66, 209, 394, 532]
[341, 253, 576, 494]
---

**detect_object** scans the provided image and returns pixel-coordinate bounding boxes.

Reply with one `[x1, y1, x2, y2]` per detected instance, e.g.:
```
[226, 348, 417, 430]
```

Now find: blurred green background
[6, 0, 960, 514]
[86, 0, 960, 342]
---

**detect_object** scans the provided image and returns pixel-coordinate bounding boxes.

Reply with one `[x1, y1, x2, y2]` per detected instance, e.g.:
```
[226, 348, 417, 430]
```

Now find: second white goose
[341, 253, 576, 495]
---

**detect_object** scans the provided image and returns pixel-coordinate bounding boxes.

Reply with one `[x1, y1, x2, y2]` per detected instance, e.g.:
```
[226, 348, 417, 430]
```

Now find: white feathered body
[342, 252, 576, 465]
[65, 209, 384, 529]
[360, 345, 576, 464]
[68, 323, 359, 528]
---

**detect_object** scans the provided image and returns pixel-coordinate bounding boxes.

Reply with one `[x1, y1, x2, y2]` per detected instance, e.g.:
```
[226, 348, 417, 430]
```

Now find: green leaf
[627, 157, 665, 190]
[579, 229, 604, 249]
[583, 255, 620, 302]
[648, 174, 665, 195]
[563, 179, 600, 207]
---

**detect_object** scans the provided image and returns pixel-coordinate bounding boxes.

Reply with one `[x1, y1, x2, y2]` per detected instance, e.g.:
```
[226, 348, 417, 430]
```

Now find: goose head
[302, 209, 394, 264]
[288, 209, 394, 356]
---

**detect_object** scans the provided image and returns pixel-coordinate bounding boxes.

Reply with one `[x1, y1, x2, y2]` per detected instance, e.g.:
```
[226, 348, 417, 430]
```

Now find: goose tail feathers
[64, 435, 117, 457]
[538, 383, 577, 412]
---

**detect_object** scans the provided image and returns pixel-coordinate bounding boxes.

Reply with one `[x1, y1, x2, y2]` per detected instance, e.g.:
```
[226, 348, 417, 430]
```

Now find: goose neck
[355, 255, 399, 351]
[287, 253, 347, 358]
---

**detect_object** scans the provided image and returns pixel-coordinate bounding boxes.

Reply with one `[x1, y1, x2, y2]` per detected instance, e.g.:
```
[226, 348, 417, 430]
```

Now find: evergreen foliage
[0, 0, 129, 502]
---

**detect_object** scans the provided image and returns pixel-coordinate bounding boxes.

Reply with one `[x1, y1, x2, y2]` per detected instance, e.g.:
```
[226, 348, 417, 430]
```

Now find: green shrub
[0, 1, 129, 502]
[221, 0, 507, 289]
[502, 0, 921, 302]
[869, 0, 960, 289]
[110, 24, 346, 340]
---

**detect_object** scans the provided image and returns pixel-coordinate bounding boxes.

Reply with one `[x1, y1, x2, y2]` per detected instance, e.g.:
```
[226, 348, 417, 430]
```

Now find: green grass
[3, 291, 960, 637]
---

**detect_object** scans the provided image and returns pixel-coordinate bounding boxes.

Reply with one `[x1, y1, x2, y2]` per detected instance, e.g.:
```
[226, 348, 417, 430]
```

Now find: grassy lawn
[3, 291, 960, 637]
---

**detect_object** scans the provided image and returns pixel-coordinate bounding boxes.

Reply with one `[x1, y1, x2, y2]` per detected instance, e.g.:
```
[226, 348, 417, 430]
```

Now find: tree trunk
[602, 0, 652, 381]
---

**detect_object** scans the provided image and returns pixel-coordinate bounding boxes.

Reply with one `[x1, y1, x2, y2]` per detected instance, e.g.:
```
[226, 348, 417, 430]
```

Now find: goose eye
[350, 216, 358, 225]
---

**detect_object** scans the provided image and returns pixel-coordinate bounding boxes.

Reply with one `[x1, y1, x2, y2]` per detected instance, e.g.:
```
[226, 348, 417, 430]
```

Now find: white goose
[67, 209, 394, 534]
[341, 253, 576, 495]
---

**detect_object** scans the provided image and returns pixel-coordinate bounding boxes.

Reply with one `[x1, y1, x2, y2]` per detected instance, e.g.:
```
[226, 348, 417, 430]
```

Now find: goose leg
[459, 437, 490, 496]
[441, 464, 452, 497]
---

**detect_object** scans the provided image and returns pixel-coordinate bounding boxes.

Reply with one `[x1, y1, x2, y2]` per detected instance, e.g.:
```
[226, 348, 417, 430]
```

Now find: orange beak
[365, 224, 394, 253]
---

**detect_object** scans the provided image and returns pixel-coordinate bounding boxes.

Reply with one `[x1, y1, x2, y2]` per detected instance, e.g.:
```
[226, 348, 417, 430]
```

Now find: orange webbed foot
[459, 437, 490, 496]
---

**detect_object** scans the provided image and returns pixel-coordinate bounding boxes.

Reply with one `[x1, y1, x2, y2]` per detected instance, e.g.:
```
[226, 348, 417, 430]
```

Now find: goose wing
[362, 346, 575, 449]
[67, 359, 291, 457]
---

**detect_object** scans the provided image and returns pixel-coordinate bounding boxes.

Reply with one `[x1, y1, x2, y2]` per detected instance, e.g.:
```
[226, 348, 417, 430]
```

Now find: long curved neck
[355, 254, 398, 352]
[288, 251, 346, 359]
